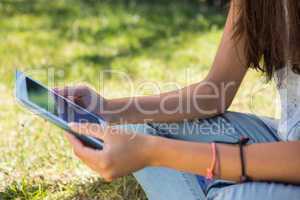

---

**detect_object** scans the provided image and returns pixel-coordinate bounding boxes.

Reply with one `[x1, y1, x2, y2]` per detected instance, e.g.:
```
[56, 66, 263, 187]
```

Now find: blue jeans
[116, 111, 300, 200]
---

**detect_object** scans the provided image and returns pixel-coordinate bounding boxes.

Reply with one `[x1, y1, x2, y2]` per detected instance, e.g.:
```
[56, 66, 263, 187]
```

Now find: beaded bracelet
[206, 137, 251, 182]
[206, 142, 217, 180]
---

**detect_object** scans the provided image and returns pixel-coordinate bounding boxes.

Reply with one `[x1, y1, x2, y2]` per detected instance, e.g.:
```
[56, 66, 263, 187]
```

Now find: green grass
[0, 0, 278, 199]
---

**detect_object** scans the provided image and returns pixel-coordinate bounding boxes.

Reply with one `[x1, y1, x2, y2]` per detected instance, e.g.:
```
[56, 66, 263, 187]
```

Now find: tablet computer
[15, 70, 104, 150]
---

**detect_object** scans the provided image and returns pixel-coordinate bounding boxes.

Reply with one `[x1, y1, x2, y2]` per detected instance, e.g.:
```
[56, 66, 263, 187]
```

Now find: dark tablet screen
[26, 77, 100, 124]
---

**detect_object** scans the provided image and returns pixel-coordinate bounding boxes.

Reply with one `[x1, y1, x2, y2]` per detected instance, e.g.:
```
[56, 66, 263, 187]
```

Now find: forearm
[100, 3, 247, 125]
[245, 141, 300, 184]
[147, 137, 300, 184]
[148, 136, 242, 181]
[102, 81, 232, 124]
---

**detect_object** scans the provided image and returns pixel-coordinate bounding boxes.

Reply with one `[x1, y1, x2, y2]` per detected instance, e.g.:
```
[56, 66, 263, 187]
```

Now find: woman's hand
[54, 85, 108, 119]
[65, 123, 156, 182]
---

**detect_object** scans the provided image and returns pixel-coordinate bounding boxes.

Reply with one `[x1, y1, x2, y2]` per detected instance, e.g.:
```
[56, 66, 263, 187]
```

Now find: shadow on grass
[1, 0, 226, 69]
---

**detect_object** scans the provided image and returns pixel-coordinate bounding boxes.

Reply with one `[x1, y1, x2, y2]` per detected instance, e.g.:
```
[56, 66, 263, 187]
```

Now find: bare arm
[150, 137, 300, 184]
[103, 3, 248, 124]
[66, 123, 300, 184]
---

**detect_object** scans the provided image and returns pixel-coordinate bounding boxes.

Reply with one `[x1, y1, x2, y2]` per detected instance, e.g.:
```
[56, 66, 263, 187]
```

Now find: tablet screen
[26, 77, 100, 124]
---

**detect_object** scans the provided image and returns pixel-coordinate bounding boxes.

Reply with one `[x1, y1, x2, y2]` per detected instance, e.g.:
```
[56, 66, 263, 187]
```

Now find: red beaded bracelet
[206, 142, 217, 180]
[206, 137, 251, 182]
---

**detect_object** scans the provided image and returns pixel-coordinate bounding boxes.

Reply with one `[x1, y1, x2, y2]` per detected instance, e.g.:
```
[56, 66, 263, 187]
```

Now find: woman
[57, 0, 300, 199]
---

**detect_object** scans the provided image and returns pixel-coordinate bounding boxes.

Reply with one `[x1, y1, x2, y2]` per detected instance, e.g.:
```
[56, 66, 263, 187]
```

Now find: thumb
[69, 122, 107, 140]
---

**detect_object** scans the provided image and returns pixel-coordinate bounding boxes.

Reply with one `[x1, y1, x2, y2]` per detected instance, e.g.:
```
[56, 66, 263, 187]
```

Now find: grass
[0, 0, 278, 199]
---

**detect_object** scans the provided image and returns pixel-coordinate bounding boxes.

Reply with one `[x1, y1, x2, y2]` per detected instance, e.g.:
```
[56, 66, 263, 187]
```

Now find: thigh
[207, 182, 300, 200]
[147, 111, 279, 144]
[134, 167, 205, 200]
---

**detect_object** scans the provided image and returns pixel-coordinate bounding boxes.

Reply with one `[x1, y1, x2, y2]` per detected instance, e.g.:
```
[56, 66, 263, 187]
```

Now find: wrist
[99, 99, 121, 124]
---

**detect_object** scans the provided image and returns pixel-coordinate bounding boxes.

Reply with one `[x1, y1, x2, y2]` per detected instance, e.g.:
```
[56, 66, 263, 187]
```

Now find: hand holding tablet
[15, 70, 105, 150]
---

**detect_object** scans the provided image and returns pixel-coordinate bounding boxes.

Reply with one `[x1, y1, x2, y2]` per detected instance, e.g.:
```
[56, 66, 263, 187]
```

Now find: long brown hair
[232, 0, 300, 80]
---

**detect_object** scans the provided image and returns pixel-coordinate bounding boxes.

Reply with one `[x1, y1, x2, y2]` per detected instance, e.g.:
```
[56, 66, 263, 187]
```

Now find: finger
[65, 133, 102, 161]
[65, 132, 84, 148]
[52, 87, 58, 93]
[53, 86, 68, 97]
[55, 85, 88, 98]
[65, 134, 104, 172]
[55, 85, 92, 107]
[69, 122, 107, 141]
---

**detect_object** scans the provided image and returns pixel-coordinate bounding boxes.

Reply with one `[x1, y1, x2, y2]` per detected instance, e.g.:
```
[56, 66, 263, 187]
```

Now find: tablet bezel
[15, 70, 105, 149]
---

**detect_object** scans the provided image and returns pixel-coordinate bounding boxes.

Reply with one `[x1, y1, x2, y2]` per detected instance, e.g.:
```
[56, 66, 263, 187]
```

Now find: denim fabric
[115, 111, 300, 200]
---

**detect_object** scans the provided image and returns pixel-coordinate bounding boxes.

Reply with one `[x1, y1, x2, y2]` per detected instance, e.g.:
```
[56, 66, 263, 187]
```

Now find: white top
[274, 0, 300, 141]
[275, 66, 300, 141]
